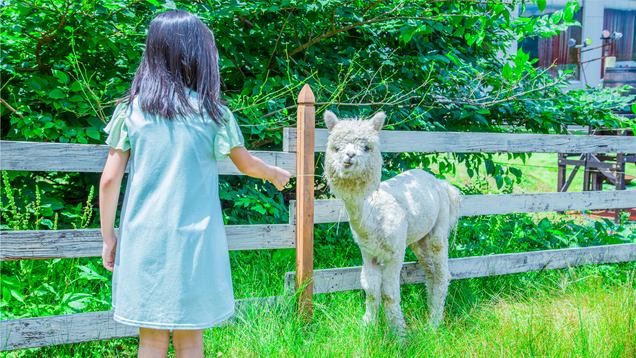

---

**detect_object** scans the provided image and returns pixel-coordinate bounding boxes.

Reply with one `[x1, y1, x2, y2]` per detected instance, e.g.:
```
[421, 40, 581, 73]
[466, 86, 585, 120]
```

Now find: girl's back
[99, 10, 289, 355]
[106, 91, 242, 329]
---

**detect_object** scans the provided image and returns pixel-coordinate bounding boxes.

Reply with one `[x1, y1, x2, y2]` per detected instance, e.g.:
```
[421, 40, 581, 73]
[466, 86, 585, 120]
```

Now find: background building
[513, 0, 636, 91]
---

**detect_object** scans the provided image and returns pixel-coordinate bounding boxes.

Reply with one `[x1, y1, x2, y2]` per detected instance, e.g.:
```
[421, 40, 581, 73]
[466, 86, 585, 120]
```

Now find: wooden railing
[2, 84, 635, 351]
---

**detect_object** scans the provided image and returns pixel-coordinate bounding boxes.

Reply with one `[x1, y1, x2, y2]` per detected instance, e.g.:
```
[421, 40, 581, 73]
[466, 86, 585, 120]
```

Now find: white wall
[579, 0, 605, 88]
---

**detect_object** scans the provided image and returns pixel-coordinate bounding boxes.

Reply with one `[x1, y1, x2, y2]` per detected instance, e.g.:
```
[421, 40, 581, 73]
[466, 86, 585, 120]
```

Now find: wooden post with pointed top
[295, 84, 315, 318]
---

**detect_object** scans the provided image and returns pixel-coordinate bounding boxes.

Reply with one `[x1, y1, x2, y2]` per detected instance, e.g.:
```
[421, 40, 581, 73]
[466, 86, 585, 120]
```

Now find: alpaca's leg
[408, 236, 435, 311]
[381, 255, 406, 334]
[428, 225, 450, 329]
[360, 253, 382, 325]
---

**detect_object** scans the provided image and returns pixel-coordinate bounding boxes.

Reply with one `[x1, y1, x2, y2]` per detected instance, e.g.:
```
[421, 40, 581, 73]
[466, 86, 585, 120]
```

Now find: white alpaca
[323, 110, 462, 332]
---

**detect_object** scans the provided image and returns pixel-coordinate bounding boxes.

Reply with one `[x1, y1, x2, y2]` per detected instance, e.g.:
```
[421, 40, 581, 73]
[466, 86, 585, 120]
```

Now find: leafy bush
[2, 1, 635, 221]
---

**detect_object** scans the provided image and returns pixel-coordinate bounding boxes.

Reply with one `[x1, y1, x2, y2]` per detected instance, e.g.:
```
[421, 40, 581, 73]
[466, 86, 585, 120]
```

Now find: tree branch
[19, 3, 69, 73]
[285, 11, 484, 58]
[1, 99, 24, 119]
[237, 15, 255, 29]
[264, 9, 295, 78]
[110, 0, 144, 16]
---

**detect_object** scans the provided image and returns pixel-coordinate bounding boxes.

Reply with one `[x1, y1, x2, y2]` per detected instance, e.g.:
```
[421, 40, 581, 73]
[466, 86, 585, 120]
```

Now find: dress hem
[112, 305, 235, 330]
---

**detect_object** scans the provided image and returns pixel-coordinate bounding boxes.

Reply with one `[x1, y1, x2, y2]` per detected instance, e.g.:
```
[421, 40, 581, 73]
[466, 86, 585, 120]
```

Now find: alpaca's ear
[370, 112, 386, 131]
[324, 110, 339, 131]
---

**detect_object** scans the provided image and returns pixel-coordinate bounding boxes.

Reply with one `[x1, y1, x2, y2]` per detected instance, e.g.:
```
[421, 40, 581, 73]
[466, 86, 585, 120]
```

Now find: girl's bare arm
[99, 148, 130, 241]
[228, 146, 291, 190]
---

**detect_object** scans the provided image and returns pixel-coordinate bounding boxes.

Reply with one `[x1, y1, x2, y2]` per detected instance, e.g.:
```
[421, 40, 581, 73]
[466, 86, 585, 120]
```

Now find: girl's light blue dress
[103, 91, 244, 330]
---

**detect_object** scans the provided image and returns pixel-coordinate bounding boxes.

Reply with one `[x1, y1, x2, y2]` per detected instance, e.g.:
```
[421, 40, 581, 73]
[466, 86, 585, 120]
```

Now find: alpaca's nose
[346, 150, 356, 158]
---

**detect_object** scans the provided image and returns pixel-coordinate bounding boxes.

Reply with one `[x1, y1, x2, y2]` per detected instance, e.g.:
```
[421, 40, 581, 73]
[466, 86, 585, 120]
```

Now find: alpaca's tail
[439, 180, 462, 232]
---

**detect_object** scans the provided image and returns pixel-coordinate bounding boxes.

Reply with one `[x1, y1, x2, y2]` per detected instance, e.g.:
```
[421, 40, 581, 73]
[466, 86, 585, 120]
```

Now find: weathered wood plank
[558, 159, 617, 170]
[0, 225, 295, 261]
[225, 224, 295, 251]
[282, 128, 636, 153]
[460, 190, 635, 216]
[291, 190, 636, 224]
[0, 311, 138, 351]
[284, 244, 636, 294]
[295, 84, 316, 316]
[0, 141, 297, 176]
[0, 296, 286, 351]
[290, 199, 349, 224]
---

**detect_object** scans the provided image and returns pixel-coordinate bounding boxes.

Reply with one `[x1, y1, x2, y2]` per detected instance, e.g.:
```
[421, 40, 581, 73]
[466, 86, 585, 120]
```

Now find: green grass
[4, 263, 634, 358]
[202, 264, 636, 358]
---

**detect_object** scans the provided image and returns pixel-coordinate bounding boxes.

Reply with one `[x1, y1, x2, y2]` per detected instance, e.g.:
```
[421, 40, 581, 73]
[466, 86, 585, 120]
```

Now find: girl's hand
[228, 147, 291, 191]
[270, 167, 291, 191]
[102, 236, 117, 272]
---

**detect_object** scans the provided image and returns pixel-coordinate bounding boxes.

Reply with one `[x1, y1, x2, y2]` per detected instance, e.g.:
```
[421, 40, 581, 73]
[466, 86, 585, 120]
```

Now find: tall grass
[202, 264, 635, 358]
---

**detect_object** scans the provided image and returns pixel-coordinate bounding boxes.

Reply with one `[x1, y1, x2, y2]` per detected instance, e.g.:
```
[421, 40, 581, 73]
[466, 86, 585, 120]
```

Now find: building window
[518, 5, 582, 80]
[603, 9, 636, 70]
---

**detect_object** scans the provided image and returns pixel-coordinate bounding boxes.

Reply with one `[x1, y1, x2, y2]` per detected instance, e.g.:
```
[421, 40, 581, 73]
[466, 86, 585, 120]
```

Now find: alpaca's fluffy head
[323, 110, 386, 198]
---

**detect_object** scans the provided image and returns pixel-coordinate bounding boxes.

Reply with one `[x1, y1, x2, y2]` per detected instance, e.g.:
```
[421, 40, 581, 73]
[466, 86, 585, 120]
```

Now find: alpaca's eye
[363, 146, 370, 152]
[334, 146, 340, 152]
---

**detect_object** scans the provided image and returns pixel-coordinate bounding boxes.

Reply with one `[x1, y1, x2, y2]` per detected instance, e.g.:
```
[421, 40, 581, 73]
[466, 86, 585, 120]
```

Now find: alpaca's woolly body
[323, 111, 462, 332]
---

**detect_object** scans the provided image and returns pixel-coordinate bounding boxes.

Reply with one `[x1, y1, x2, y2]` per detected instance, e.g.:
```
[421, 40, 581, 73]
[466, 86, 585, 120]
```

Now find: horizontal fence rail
[0, 141, 297, 176]
[284, 244, 636, 294]
[6, 191, 632, 262]
[289, 191, 636, 224]
[0, 225, 295, 261]
[0, 296, 285, 351]
[282, 128, 636, 153]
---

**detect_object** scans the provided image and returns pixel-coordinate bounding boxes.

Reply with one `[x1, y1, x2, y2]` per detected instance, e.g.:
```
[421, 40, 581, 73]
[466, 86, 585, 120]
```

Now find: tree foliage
[1, 0, 634, 228]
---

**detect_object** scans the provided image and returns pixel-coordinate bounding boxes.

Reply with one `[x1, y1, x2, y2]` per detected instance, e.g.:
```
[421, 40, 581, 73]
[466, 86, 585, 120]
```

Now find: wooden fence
[1, 84, 636, 351]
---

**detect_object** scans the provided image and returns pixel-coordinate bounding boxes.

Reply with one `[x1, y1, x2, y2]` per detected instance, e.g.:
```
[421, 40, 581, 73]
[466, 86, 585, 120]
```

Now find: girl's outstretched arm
[228, 146, 291, 190]
[99, 148, 130, 272]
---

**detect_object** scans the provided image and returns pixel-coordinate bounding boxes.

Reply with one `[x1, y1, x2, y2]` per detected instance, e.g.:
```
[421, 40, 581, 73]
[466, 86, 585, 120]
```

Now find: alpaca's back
[379, 169, 458, 244]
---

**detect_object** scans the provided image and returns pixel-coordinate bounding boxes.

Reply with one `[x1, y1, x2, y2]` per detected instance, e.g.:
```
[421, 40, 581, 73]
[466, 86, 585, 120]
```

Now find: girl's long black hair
[129, 10, 225, 123]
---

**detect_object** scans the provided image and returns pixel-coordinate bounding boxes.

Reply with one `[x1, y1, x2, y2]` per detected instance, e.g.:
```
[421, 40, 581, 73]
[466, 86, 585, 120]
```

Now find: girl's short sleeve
[214, 107, 245, 160]
[104, 103, 131, 151]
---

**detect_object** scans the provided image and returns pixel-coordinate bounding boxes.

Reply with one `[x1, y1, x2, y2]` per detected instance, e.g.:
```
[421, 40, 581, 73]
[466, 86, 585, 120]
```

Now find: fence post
[295, 84, 315, 318]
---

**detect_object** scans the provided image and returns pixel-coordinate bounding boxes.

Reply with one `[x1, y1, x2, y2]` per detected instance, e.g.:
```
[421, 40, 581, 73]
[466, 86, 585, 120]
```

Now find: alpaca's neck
[330, 175, 380, 225]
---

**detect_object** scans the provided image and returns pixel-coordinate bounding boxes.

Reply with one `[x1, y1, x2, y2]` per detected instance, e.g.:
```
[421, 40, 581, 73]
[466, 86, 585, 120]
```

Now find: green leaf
[49, 89, 65, 99]
[465, 33, 475, 46]
[495, 174, 503, 189]
[10, 289, 25, 304]
[551, 11, 563, 23]
[53, 71, 69, 84]
[86, 128, 101, 140]
[70, 81, 83, 92]
[485, 159, 495, 175]
[537, 0, 547, 12]
[631, 103, 636, 114]
[502, 63, 513, 79]
[40, 219, 54, 229]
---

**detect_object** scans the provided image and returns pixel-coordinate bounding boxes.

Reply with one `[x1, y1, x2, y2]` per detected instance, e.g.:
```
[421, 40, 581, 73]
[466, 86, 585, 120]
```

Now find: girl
[99, 10, 290, 358]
